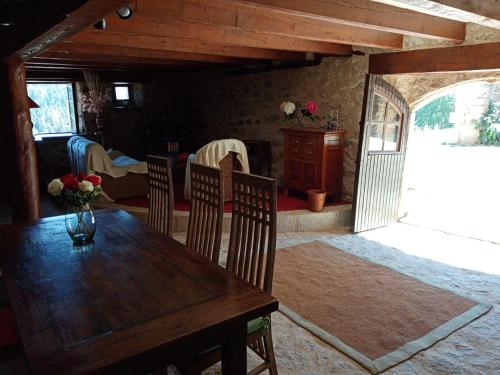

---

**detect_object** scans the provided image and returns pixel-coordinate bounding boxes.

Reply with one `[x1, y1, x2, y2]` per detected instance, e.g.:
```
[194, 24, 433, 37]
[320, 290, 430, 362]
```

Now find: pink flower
[306, 101, 318, 114]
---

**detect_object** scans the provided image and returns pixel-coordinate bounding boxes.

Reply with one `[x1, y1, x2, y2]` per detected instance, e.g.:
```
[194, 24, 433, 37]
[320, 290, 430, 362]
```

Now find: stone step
[101, 203, 352, 233]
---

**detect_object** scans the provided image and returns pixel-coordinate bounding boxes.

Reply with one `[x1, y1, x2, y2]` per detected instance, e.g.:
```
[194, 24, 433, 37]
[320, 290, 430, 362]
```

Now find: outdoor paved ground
[401, 135, 500, 244]
[171, 223, 500, 374]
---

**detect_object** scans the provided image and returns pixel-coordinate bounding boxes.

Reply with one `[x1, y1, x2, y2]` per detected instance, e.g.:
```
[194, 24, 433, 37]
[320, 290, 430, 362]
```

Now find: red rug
[117, 188, 350, 213]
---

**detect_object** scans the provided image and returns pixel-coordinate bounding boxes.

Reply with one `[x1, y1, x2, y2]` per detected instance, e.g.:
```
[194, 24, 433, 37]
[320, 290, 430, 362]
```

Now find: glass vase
[65, 205, 96, 245]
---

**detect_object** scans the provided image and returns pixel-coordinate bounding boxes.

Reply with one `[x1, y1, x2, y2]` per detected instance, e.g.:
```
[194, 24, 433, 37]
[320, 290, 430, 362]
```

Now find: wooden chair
[146, 156, 174, 237]
[178, 171, 278, 375]
[218, 151, 242, 202]
[186, 163, 224, 264]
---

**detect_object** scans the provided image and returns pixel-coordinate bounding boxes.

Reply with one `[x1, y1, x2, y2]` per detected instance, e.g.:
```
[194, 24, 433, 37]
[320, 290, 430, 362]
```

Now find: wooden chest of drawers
[281, 128, 345, 201]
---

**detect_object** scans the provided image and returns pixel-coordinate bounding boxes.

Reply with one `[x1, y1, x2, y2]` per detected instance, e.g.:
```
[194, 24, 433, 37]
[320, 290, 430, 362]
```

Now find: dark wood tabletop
[0, 208, 278, 374]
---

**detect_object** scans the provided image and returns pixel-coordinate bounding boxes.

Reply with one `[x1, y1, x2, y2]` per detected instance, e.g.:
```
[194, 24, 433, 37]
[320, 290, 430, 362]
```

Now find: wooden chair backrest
[186, 163, 224, 263]
[227, 171, 277, 293]
[219, 151, 242, 202]
[146, 155, 174, 236]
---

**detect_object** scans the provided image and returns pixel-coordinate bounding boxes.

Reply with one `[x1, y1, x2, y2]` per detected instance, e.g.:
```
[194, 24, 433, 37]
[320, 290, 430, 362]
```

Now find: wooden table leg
[221, 321, 247, 375]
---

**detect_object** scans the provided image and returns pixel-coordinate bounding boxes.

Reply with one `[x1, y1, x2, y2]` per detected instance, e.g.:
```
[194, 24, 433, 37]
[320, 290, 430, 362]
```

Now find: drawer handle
[293, 148, 299, 152]
[293, 140, 299, 144]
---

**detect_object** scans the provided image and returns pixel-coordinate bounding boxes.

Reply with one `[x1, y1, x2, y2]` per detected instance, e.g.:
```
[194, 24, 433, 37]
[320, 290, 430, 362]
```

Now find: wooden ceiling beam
[4, 0, 129, 61]
[42, 43, 252, 65]
[136, 0, 402, 49]
[223, 0, 465, 41]
[66, 30, 311, 61]
[370, 0, 500, 29]
[104, 15, 353, 55]
[29, 55, 207, 69]
[369, 42, 500, 74]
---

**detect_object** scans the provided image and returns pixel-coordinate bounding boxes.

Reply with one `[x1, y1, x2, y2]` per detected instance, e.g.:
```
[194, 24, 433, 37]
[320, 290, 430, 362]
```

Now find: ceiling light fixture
[93, 19, 106, 30]
[116, 6, 133, 19]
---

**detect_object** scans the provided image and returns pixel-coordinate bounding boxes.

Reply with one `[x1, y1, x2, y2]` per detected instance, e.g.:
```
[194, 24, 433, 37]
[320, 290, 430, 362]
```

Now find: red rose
[306, 100, 318, 114]
[61, 173, 79, 190]
[84, 174, 102, 186]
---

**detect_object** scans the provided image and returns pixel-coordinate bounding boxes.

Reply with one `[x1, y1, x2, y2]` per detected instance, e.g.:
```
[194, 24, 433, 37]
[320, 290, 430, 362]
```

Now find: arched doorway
[400, 81, 500, 243]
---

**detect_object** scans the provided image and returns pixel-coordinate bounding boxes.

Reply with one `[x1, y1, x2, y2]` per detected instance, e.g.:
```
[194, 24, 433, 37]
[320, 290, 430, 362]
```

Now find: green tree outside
[27, 83, 77, 135]
[474, 100, 500, 145]
[414, 94, 456, 130]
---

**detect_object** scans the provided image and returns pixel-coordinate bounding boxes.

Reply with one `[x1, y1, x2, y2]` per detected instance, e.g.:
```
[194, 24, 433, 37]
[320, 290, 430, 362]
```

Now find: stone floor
[170, 223, 500, 375]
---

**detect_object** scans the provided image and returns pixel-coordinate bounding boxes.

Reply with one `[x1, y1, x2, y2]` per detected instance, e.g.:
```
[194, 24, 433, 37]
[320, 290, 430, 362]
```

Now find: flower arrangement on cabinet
[280, 100, 318, 127]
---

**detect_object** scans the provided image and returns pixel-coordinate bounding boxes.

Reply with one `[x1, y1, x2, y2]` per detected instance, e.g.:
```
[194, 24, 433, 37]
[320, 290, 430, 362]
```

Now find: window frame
[27, 81, 80, 136]
[111, 83, 134, 108]
[367, 91, 404, 155]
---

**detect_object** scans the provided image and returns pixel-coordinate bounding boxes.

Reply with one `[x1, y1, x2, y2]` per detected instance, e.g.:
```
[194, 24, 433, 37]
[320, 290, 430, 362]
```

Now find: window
[27, 83, 77, 136]
[368, 93, 402, 152]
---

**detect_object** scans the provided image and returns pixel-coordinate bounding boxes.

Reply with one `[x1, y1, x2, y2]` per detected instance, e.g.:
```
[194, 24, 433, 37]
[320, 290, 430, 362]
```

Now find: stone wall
[179, 55, 369, 200]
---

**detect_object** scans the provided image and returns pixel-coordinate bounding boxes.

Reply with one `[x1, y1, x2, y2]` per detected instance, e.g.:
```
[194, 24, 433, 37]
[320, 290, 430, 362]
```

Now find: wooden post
[1, 57, 40, 222]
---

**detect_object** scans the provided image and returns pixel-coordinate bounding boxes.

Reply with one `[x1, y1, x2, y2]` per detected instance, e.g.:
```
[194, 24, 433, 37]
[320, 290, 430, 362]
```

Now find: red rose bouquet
[48, 173, 103, 208]
[48, 173, 103, 244]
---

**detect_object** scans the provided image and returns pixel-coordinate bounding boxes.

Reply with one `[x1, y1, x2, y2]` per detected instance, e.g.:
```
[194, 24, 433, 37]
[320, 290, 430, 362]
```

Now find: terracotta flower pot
[307, 189, 326, 212]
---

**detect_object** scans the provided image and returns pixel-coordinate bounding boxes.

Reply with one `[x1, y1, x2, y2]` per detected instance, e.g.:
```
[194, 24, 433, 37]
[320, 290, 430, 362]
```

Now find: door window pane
[368, 123, 384, 151]
[368, 93, 402, 152]
[384, 123, 400, 151]
[27, 83, 77, 136]
[371, 94, 387, 122]
[385, 102, 400, 122]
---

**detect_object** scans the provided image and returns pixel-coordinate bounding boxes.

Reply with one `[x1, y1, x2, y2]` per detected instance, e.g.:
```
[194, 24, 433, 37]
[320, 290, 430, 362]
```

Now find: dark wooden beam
[43, 43, 257, 65]
[0, 58, 40, 222]
[2, 0, 129, 61]
[66, 30, 311, 61]
[104, 15, 353, 55]
[371, 0, 500, 29]
[29, 55, 212, 70]
[232, 0, 465, 41]
[369, 42, 500, 74]
[137, 0, 403, 49]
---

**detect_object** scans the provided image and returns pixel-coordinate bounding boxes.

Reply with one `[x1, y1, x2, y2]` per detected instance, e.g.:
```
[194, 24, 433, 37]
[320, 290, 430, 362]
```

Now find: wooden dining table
[0, 208, 278, 374]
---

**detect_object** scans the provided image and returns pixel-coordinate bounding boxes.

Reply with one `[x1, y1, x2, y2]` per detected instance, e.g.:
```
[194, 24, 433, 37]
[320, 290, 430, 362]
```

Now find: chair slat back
[227, 171, 277, 293]
[186, 163, 224, 263]
[146, 156, 174, 236]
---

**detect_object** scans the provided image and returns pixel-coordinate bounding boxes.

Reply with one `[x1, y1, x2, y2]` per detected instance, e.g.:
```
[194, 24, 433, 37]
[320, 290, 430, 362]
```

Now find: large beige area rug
[273, 241, 492, 374]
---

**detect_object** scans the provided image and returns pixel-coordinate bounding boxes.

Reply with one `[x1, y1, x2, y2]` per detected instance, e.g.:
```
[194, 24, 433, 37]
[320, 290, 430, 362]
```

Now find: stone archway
[383, 72, 500, 109]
